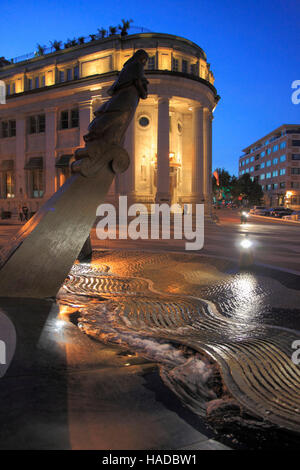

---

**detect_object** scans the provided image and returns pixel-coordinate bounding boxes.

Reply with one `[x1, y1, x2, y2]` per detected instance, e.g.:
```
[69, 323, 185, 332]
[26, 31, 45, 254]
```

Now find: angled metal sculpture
[0, 50, 149, 298]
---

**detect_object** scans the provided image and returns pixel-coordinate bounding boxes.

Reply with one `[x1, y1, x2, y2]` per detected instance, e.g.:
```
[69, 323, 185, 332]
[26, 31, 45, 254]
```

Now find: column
[15, 116, 26, 200]
[155, 96, 170, 203]
[204, 109, 213, 213]
[191, 105, 204, 203]
[45, 107, 57, 196]
[123, 118, 136, 204]
[79, 100, 92, 147]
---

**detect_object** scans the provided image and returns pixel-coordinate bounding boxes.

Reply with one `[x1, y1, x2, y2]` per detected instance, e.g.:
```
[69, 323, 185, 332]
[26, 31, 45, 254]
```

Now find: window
[255, 164, 260, 171]
[250, 166, 254, 172]
[273, 158, 278, 165]
[29, 169, 44, 198]
[280, 182, 285, 188]
[246, 158, 249, 164]
[1, 120, 16, 138]
[273, 183, 278, 189]
[242, 160, 245, 166]
[182, 60, 188, 73]
[59, 71, 64, 83]
[266, 172, 271, 178]
[28, 115, 45, 134]
[291, 168, 300, 175]
[292, 154, 300, 160]
[172, 58, 179, 71]
[260, 151, 265, 157]
[71, 109, 79, 128]
[292, 140, 300, 146]
[260, 174, 265, 180]
[6, 84, 10, 95]
[191, 63, 198, 75]
[266, 184, 272, 191]
[60, 111, 69, 129]
[60, 109, 79, 129]
[272, 170, 278, 177]
[41, 75, 45, 87]
[280, 155, 286, 162]
[255, 154, 259, 160]
[261, 162, 265, 169]
[147, 56, 155, 70]
[266, 160, 271, 167]
[279, 168, 286, 176]
[35, 76, 39, 88]
[67, 69, 72, 81]
[273, 144, 278, 152]
[74, 65, 79, 80]
[0, 171, 14, 198]
[280, 142, 286, 149]
[28, 79, 32, 90]
[9, 120, 16, 137]
[267, 148, 271, 155]
[291, 182, 300, 188]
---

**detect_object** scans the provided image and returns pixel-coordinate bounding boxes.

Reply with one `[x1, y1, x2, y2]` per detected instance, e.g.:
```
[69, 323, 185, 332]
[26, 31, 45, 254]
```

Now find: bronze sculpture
[72, 49, 149, 177]
[0, 50, 149, 298]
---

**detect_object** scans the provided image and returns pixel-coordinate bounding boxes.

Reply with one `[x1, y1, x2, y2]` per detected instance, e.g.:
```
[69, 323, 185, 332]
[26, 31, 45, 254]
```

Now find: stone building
[0, 32, 219, 217]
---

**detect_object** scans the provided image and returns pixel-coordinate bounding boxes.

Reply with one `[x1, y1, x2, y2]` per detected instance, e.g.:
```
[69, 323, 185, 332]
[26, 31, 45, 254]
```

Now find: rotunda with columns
[0, 32, 219, 217]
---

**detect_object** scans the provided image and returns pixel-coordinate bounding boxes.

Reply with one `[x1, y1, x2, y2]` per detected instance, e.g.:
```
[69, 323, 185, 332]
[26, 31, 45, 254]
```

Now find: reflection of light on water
[231, 275, 258, 320]
[55, 319, 65, 330]
[234, 276, 256, 295]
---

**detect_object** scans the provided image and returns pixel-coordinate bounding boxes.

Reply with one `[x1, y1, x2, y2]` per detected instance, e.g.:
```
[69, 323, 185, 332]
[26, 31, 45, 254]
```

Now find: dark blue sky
[1, 0, 299, 174]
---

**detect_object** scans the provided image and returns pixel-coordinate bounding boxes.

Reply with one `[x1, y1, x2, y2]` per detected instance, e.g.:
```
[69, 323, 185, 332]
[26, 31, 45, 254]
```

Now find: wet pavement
[0, 218, 299, 449]
[55, 250, 300, 449]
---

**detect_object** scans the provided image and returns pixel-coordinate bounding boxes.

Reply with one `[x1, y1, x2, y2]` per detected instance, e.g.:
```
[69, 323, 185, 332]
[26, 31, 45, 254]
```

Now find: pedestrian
[22, 204, 29, 222]
[18, 204, 23, 222]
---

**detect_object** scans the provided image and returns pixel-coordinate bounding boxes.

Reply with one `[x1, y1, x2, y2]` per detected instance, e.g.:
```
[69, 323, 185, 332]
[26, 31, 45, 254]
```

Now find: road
[0, 209, 299, 273]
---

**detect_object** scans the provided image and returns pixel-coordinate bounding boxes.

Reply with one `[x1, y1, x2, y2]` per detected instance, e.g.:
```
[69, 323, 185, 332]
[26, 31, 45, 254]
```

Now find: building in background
[239, 124, 300, 209]
[0, 33, 219, 218]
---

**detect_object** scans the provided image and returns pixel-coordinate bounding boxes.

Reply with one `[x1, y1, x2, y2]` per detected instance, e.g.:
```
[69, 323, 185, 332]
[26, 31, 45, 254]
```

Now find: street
[1, 209, 299, 273]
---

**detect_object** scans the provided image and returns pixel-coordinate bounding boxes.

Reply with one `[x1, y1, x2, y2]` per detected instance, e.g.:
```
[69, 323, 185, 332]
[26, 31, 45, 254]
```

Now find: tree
[64, 38, 77, 49]
[119, 19, 133, 36]
[98, 28, 107, 39]
[233, 174, 264, 206]
[109, 26, 118, 36]
[78, 36, 85, 45]
[50, 40, 62, 51]
[36, 44, 46, 56]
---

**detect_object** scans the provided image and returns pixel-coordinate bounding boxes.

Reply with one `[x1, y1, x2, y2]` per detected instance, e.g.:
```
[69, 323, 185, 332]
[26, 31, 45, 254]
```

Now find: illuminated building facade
[239, 124, 300, 209]
[0, 33, 219, 217]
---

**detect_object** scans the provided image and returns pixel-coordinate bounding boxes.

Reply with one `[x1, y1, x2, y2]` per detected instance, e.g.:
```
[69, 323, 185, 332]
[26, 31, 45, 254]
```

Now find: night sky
[1, 0, 299, 175]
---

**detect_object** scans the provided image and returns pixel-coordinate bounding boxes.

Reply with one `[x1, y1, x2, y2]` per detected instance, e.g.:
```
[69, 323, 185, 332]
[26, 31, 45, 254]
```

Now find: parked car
[282, 210, 300, 221]
[249, 206, 267, 215]
[270, 207, 294, 218]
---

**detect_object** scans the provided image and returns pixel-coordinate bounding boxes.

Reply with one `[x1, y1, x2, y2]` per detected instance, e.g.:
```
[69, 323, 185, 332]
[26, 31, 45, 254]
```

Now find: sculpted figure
[71, 49, 149, 177]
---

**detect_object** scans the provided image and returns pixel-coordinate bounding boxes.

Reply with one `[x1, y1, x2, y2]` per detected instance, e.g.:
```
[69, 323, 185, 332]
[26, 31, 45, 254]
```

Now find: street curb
[250, 214, 300, 225]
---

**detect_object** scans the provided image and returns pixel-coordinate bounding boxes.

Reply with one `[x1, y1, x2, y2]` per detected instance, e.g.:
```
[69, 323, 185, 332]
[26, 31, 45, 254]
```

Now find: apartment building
[239, 124, 300, 209]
